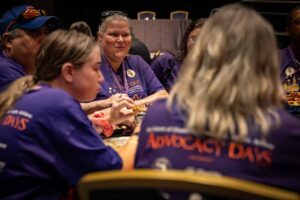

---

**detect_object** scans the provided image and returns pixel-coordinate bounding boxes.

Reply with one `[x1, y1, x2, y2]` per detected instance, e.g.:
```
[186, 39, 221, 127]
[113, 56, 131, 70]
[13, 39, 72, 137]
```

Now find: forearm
[117, 135, 138, 170]
[135, 90, 168, 106]
[81, 99, 112, 114]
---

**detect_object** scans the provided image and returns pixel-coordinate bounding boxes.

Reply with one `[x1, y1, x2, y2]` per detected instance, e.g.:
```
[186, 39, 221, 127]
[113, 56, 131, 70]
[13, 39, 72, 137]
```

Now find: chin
[81, 95, 97, 102]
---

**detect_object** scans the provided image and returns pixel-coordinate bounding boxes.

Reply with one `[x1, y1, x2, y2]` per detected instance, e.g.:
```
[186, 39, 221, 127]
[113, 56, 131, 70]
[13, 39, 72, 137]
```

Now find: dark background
[1, 0, 300, 48]
[1, 0, 239, 35]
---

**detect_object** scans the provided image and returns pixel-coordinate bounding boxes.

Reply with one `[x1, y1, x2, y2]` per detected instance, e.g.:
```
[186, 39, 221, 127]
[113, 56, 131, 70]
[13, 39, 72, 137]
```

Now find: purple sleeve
[134, 56, 165, 94]
[151, 52, 175, 82]
[44, 93, 122, 185]
[55, 125, 122, 185]
[0, 53, 26, 92]
[151, 53, 180, 91]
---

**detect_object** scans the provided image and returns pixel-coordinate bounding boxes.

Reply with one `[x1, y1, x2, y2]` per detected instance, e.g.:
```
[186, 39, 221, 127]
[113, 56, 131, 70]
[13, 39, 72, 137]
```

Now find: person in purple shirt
[0, 5, 60, 93]
[151, 18, 206, 92]
[280, 6, 300, 118]
[0, 30, 138, 200]
[95, 11, 168, 106]
[132, 4, 300, 197]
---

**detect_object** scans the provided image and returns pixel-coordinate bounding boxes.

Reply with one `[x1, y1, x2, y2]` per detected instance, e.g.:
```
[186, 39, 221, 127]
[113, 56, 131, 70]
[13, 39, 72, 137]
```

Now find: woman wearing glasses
[151, 18, 206, 92]
[96, 11, 168, 106]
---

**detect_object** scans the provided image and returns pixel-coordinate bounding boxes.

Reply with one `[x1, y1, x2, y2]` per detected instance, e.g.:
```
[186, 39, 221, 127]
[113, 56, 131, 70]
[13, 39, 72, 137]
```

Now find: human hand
[107, 94, 136, 126]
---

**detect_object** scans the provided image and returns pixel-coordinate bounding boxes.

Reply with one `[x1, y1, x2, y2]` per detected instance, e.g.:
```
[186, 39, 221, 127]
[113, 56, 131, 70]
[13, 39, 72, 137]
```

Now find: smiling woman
[95, 11, 168, 106]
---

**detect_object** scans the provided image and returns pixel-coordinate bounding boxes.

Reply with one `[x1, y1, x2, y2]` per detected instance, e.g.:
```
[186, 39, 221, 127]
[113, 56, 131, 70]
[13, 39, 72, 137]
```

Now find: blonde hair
[0, 30, 97, 119]
[168, 4, 283, 139]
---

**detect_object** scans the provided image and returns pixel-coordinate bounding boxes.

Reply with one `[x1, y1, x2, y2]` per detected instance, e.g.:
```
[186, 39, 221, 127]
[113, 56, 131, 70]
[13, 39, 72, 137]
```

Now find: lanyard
[105, 57, 129, 94]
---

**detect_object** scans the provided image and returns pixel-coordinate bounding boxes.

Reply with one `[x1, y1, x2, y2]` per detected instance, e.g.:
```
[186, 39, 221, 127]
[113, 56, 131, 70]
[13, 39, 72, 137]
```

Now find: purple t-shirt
[280, 47, 300, 91]
[151, 52, 181, 92]
[135, 99, 300, 192]
[0, 85, 122, 200]
[280, 47, 300, 117]
[0, 51, 26, 93]
[96, 55, 165, 100]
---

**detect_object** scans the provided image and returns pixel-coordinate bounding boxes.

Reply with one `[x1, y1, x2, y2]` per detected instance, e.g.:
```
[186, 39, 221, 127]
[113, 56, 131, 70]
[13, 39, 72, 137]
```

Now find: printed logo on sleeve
[0, 110, 32, 131]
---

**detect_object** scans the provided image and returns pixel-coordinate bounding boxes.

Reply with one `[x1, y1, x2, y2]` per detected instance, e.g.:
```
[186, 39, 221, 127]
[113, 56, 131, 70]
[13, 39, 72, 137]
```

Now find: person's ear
[1, 32, 14, 51]
[61, 63, 75, 83]
[97, 32, 103, 42]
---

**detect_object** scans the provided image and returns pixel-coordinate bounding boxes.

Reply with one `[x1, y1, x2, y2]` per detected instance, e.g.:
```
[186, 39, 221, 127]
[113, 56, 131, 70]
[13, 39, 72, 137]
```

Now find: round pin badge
[127, 69, 136, 78]
[285, 67, 295, 77]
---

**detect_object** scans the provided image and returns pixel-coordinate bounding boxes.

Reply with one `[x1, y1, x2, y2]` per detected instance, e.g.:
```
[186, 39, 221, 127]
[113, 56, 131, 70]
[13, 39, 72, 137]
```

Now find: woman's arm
[117, 135, 139, 170]
[81, 93, 128, 115]
[80, 99, 112, 115]
[134, 90, 168, 106]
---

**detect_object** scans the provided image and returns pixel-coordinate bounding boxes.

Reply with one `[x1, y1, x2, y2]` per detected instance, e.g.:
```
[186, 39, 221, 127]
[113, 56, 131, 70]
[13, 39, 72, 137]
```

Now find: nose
[98, 70, 104, 85]
[117, 35, 124, 42]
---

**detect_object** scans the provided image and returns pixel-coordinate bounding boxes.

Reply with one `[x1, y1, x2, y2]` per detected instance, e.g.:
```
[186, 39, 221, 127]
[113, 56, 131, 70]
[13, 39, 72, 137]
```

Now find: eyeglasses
[4, 6, 46, 33]
[100, 10, 128, 22]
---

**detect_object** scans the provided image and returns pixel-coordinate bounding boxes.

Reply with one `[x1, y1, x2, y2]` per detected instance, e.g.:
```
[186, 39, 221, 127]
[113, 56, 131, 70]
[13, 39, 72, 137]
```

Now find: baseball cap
[0, 5, 60, 35]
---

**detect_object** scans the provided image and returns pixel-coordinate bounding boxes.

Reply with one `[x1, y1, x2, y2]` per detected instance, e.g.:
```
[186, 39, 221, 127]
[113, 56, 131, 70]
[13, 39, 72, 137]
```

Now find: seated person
[151, 18, 206, 92]
[0, 5, 59, 93]
[132, 3, 300, 195]
[280, 6, 300, 118]
[0, 30, 138, 200]
[95, 11, 168, 106]
[69, 20, 93, 36]
[129, 27, 151, 65]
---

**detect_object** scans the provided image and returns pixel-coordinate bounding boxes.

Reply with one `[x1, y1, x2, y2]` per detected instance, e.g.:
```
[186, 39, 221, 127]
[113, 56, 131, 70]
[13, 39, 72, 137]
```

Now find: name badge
[127, 69, 136, 78]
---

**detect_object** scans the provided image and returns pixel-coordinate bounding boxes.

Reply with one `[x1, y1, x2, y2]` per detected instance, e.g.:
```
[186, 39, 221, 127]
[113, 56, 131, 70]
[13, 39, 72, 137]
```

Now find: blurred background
[1, 0, 300, 48]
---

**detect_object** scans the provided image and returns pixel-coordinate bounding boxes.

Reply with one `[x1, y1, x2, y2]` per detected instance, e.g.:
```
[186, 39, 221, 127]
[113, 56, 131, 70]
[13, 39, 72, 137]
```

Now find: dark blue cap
[0, 5, 60, 35]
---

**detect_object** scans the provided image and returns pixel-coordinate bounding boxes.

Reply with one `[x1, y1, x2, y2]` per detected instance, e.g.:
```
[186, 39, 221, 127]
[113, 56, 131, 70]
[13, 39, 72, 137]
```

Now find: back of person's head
[35, 30, 97, 82]
[0, 4, 59, 47]
[98, 10, 129, 34]
[179, 18, 206, 60]
[69, 21, 92, 36]
[170, 3, 283, 138]
[0, 30, 97, 118]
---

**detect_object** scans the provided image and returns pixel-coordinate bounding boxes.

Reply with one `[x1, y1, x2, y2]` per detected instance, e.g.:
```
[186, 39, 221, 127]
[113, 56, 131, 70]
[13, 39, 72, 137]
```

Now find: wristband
[93, 112, 114, 137]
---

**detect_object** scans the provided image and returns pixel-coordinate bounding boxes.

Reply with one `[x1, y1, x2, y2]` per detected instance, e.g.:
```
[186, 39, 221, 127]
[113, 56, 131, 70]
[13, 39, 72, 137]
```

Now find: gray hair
[168, 4, 283, 139]
[98, 14, 130, 34]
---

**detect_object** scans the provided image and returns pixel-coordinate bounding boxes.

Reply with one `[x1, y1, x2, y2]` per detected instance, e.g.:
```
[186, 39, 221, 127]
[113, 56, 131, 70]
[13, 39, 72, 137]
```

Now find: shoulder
[143, 99, 170, 123]
[152, 52, 178, 68]
[0, 55, 25, 76]
[278, 109, 300, 130]
[148, 98, 167, 111]
[125, 55, 150, 70]
[25, 86, 81, 112]
[126, 54, 147, 63]
[155, 52, 175, 62]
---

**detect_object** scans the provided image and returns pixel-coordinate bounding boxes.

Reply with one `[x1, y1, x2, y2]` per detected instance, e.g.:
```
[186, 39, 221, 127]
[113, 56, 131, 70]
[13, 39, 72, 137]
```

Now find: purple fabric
[280, 47, 300, 117]
[96, 55, 165, 100]
[280, 47, 300, 87]
[0, 51, 26, 92]
[0, 84, 122, 199]
[151, 52, 181, 92]
[135, 99, 300, 192]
